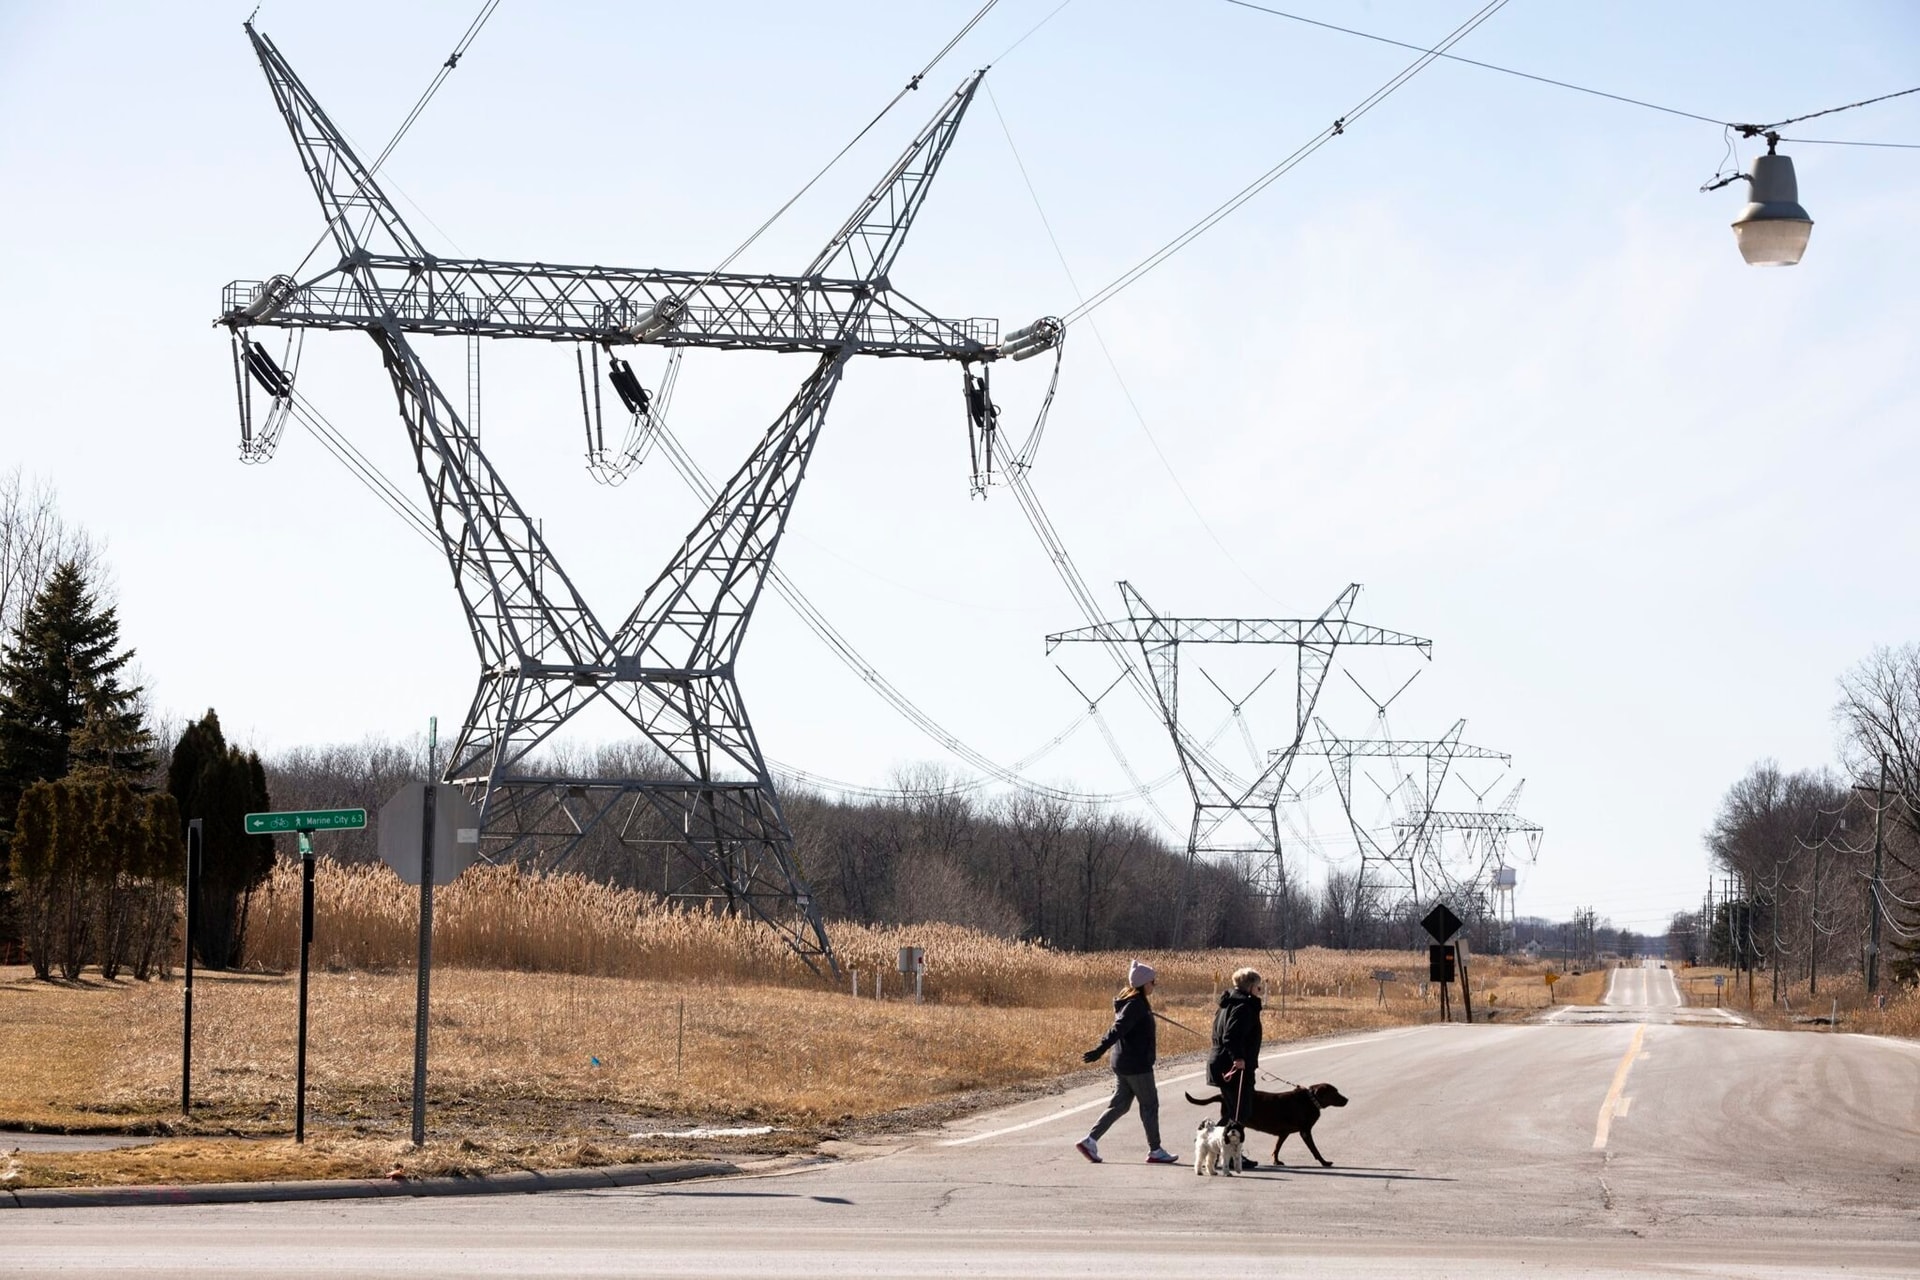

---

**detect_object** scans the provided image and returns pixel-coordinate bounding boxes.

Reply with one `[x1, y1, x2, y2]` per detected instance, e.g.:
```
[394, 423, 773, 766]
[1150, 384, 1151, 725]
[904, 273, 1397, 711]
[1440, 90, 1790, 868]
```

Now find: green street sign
[245, 808, 367, 834]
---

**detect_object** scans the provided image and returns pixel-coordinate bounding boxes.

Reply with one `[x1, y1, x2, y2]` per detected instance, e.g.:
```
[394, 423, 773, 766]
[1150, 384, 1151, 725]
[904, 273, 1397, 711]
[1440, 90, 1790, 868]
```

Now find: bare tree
[0, 469, 96, 640]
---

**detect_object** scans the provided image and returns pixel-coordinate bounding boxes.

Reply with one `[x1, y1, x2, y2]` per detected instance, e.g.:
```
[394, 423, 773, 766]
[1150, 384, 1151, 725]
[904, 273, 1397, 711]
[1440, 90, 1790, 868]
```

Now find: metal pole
[1867, 756, 1886, 995]
[410, 784, 437, 1147]
[1808, 834, 1821, 997]
[182, 819, 202, 1115]
[295, 832, 315, 1143]
[1458, 938, 1474, 1024]
[1770, 868, 1781, 1006]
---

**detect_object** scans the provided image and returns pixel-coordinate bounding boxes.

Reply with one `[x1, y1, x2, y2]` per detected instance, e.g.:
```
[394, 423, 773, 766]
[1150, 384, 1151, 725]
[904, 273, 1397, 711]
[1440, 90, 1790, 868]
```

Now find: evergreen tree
[166, 710, 273, 969]
[0, 559, 150, 945]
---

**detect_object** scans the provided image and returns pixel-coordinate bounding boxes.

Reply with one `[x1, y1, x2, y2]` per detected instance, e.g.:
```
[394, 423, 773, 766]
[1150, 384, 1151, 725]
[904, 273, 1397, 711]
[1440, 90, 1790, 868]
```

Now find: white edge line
[938, 1027, 1433, 1147]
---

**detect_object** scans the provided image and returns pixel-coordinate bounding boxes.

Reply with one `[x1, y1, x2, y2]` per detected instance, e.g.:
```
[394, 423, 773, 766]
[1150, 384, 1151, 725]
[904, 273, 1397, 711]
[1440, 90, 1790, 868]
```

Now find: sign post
[1456, 935, 1475, 1024]
[1544, 970, 1561, 1004]
[412, 784, 435, 1148]
[294, 831, 315, 1142]
[377, 782, 483, 1147]
[1422, 903, 1464, 1023]
[182, 818, 202, 1115]
[245, 807, 366, 1142]
[1371, 969, 1396, 1005]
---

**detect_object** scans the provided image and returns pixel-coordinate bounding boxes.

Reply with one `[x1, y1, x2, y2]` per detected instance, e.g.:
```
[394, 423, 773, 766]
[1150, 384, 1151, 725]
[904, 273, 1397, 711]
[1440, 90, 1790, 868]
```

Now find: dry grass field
[3, 862, 1834, 1189]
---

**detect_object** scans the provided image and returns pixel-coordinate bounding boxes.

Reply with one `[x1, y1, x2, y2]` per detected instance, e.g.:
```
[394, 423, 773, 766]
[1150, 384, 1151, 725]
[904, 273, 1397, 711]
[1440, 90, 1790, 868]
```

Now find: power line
[1063, 0, 1512, 325]
[289, 0, 502, 278]
[647, 417, 1181, 812]
[698, 0, 1000, 284]
[1749, 84, 1920, 134]
[1221, 0, 1721, 126]
[1224, 0, 1920, 145]
[1782, 136, 1920, 151]
[983, 83, 1291, 613]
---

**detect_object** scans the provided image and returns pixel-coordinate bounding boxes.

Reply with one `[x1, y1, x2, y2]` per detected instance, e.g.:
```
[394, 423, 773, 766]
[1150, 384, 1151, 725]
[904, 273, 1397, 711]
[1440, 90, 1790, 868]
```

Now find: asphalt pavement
[10, 962, 1919, 1278]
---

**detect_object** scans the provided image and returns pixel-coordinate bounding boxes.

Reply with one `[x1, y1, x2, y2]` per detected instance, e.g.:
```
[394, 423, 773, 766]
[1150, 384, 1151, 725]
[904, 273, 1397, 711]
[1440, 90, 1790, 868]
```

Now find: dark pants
[1214, 1067, 1254, 1124]
[1088, 1069, 1160, 1150]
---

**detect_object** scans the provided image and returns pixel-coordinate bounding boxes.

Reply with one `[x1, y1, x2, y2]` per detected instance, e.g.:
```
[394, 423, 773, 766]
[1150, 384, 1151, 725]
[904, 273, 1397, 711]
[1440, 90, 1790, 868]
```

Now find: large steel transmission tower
[1300, 720, 1509, 942]
[216, 26, 1042, 976]
[1046, 582, 1431, 945]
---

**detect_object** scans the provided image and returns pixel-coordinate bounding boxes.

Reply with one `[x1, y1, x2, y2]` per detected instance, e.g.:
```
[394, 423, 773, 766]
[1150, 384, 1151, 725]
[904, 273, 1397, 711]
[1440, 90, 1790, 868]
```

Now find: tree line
[1677, 645, 1920, 996]
[0, 472, 274, 977]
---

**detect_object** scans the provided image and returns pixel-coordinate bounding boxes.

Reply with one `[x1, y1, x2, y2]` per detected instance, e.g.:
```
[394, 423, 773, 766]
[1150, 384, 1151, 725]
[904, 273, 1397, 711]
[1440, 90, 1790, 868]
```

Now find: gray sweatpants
[1088, 1069, 1160, 1150]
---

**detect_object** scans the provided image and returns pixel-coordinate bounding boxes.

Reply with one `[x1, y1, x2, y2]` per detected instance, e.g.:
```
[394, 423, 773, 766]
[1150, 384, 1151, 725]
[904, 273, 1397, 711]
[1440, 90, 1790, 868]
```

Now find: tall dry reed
[248, 860, 1454, 1007]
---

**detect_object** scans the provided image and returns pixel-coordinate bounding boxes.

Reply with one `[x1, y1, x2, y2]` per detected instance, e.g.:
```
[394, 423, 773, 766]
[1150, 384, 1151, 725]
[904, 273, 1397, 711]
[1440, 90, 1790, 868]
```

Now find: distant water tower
[1493, 864, 1519, 954]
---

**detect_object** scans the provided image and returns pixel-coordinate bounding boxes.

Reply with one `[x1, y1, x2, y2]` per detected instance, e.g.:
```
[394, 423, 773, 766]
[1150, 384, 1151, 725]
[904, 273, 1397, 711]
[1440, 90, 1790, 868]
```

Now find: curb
[1, 1156, 748, 1210]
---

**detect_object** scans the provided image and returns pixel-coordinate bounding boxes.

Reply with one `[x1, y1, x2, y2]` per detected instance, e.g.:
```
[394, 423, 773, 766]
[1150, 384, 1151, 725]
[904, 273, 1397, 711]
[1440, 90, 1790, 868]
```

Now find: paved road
[1544, 958, 1745, 1027]
[12, 978, 1920, 1278]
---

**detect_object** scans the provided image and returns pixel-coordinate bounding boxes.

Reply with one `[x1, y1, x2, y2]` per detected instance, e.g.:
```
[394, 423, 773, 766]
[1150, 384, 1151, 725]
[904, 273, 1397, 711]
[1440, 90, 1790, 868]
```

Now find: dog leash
[1152, 1011, 1207, 1038]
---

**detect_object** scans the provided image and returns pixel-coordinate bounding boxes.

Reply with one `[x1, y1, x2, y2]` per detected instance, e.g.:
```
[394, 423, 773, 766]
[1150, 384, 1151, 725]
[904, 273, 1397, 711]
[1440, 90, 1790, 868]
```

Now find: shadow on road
[1254, 1166, 1457, 1183]
[654, 1191, 854, 1204]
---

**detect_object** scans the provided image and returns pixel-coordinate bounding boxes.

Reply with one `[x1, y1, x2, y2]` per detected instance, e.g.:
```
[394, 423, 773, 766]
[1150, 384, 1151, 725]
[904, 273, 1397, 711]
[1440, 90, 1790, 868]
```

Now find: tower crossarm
[1394, 810, 1543, 834]
[1046, 617, 1434, 652]
[219, 260, 997, 359]
[1293, 738, 1509, 761]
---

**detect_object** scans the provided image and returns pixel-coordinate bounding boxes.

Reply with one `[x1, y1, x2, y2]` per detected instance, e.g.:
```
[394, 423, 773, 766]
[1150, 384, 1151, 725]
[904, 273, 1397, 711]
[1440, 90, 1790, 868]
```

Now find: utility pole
[1808, 828, 1822, 997]
[1865, 756, 1887, 995]
[1770, 867, 1782, 1006]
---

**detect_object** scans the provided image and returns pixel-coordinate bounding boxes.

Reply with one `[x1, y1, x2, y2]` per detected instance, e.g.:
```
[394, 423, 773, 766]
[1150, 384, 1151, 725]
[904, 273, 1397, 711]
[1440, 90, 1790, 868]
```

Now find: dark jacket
[1207, 987, 1262, 1087]
[1089, 988, 1156, 1074]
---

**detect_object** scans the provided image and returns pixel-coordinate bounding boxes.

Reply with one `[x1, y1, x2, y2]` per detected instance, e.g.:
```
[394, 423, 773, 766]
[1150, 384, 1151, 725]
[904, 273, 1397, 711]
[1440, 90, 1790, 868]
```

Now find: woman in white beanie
[1075, 959, 1178, 1165]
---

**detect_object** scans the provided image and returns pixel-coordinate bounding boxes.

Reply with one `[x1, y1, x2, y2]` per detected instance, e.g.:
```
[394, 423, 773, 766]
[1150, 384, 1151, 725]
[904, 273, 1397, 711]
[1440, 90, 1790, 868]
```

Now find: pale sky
[4, 1, 1918, 938]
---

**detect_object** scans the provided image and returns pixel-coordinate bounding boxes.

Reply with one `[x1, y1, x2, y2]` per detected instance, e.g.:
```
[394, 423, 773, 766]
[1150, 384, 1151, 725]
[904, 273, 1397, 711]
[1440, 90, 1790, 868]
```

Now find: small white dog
[1193, 1119, 1246, 1176]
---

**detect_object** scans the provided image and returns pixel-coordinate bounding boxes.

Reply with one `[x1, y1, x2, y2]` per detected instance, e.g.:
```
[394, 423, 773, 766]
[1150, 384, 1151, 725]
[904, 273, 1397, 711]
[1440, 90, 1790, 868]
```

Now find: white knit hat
[1128, 959, 1156, 988]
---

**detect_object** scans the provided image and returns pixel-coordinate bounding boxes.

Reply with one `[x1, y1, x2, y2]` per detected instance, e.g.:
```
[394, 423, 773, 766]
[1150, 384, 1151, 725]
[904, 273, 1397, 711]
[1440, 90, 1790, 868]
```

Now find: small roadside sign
[245, 808, 367, 834]
[1544, 971, 1561, 986]
[1713, 974, 1725, 988]
[1421, 902, 1463, 943]
[1370, 969, 1397, 983]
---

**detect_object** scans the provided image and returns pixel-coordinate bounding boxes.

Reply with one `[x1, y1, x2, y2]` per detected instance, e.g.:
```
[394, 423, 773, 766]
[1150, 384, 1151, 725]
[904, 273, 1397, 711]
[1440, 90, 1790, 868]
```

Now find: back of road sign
[1421, 902, 1464, 943]
[378, 783, 483, 885]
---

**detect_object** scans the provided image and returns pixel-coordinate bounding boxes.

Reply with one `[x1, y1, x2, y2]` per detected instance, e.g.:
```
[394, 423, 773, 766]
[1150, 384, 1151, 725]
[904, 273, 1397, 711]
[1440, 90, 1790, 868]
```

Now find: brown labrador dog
[1185, 1082, 1348, 1166]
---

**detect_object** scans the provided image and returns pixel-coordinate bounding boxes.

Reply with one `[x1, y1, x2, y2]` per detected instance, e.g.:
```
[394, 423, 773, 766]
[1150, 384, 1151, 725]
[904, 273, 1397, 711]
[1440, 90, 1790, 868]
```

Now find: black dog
[1186, 1082, 1349, 1166]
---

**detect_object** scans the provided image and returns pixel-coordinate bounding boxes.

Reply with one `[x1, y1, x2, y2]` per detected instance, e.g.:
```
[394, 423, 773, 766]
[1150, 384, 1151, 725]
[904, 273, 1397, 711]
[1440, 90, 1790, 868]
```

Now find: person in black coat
[1075, 959, 1178, 1165]
[1208, 966, 1265, 1161]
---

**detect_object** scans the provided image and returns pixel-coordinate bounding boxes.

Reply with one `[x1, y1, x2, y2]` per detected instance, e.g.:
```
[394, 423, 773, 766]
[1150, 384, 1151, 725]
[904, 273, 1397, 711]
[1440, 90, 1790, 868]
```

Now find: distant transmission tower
[216, 25, 1054, 975]
[1299, 718, 1509, 944]
[1047, 582, 1430, 946]
[1396, 777, 1543, 941]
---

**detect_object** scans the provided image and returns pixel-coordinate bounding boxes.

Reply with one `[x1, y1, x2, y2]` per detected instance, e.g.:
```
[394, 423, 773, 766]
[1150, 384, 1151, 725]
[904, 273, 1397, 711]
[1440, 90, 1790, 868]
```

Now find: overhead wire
[983, 84, 1290, 612]
[289, 0, 502, 279]
[1222, 0, 1920, 148]
[985, 0, 1076, 66]
[283, 391, 442, 549]
[694, 0, 1001, 287]
[647, 416, 1183, 811]
[1062, 0, 1513, 325]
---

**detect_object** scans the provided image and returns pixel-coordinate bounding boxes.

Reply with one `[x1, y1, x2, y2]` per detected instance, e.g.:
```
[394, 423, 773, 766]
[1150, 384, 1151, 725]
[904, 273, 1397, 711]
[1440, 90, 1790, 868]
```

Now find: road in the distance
[12, 972, 1920, 1279]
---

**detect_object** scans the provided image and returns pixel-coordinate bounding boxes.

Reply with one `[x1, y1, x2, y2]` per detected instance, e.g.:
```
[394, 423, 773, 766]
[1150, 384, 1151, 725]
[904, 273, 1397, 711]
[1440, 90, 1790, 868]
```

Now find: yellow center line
[1593, 1023, 1646, 1150]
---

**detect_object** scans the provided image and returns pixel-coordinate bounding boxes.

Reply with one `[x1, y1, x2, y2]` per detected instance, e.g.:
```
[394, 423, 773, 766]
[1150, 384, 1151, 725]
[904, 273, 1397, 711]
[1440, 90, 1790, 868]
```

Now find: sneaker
[1074, 1137, 1101, 1164]
[1145, 1148, 1179, 1165]
[1239, 1156, 1259, 1169]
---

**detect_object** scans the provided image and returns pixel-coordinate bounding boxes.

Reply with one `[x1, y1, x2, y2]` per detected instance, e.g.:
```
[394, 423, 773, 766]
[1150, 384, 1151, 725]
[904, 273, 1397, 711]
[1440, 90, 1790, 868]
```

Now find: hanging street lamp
[1710, 131, 1814, 266]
